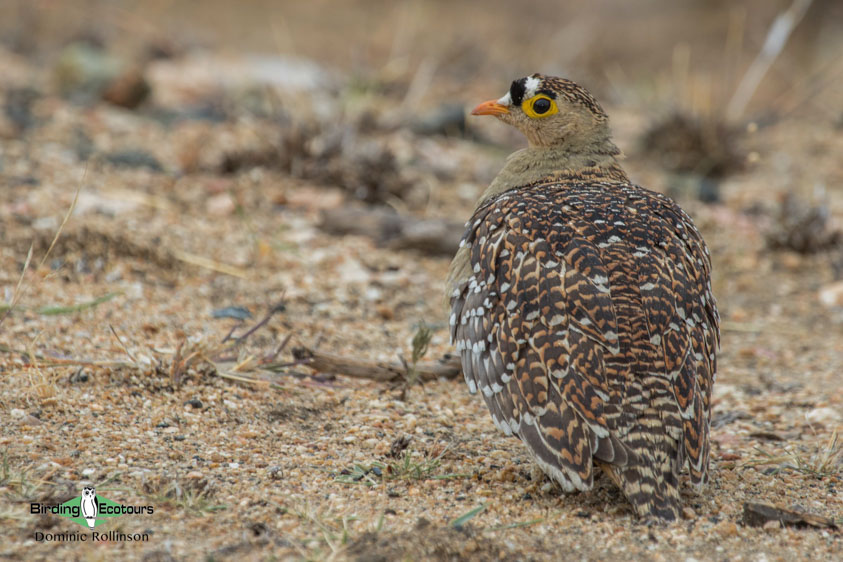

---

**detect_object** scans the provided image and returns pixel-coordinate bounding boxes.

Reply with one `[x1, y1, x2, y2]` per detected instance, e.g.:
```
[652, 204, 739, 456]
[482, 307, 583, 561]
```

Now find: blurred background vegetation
[1, 0, 841, 262]
[1, 0, 841, 119]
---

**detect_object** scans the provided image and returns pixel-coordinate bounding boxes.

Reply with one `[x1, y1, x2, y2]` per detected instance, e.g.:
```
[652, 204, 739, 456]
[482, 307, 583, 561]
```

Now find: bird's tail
[597, 460, 681, 520]
[596, 406, 685, 521]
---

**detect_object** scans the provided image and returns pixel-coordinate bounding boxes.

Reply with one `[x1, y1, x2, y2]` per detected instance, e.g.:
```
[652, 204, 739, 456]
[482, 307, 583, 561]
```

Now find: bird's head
[472, 74, 612, 150]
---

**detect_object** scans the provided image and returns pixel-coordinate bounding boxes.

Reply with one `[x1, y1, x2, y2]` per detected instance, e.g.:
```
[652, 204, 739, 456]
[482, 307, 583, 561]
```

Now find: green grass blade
[451, 504, 485, 528]
[37, 292, 119, 315]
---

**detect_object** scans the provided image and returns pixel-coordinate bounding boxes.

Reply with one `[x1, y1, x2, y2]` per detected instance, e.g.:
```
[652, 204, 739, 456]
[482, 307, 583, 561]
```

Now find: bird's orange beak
[471, 99, 510, 116]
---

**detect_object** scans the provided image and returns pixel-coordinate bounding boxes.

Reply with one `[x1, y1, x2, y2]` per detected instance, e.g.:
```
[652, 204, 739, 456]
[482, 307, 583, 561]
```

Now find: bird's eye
[533, 98, 551, 114]
[522, 95, 557, 118]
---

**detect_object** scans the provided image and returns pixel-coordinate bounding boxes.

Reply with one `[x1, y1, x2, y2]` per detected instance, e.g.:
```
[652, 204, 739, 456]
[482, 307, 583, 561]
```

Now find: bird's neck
[474, 143, 627, 211]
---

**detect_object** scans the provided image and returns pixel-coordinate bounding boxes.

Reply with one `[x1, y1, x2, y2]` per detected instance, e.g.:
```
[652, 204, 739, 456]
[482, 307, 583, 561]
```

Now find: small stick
[170, 339, 185, 384]
[234, 301, 286, 344]
[170, 249, 251, 279]
[39, 182, 82, 269]
[109, 324, 140, 365]
[292, 346, 461, 383]
[220, 300, 286, 345]
[220, 322, 241, 345]
[266, 333, 293, 362]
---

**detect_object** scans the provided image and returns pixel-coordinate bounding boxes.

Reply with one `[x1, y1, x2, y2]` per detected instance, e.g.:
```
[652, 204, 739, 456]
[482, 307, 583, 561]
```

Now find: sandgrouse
[447, 74, 719, 520]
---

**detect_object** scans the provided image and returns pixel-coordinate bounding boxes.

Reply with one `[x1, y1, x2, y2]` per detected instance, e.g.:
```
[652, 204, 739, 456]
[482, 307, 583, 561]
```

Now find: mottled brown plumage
[447, 74, 719, 520]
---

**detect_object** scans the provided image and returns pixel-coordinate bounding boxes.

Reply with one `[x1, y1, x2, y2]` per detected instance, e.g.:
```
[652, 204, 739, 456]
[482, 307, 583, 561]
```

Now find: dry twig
[742, 502, 838, 529]
[292, 346, 461, 383]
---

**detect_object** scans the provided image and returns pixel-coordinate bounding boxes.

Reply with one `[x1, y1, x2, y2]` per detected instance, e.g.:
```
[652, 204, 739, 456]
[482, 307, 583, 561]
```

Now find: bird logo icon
[80, 486, 99, 529]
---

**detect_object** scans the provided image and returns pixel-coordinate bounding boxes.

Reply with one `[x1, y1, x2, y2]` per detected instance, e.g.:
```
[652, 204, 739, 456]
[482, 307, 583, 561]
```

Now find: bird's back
[449, 173, 719, 520]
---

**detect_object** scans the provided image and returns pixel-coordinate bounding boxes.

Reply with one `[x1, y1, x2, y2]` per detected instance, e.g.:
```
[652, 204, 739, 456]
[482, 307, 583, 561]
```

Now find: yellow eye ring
[522, 94, 558, 119]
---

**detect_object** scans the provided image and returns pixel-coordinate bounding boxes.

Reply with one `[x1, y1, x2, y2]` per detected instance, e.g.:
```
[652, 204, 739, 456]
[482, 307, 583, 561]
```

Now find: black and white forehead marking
[498, 75, 554, 107]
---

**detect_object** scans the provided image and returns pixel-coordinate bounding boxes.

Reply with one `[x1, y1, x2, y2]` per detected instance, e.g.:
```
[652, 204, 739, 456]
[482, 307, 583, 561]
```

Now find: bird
[447, 74, 719, 520]
[80, 486, 99, 529]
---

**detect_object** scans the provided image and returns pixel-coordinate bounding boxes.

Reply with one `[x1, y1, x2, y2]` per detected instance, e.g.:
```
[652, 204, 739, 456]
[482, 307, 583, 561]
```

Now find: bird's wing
[81, 499, 95, 518]
[576, 185, 718, 501]
[451, 182, 719, 503]
[451, 187, 631, 491]
[641, 189, 720, 486]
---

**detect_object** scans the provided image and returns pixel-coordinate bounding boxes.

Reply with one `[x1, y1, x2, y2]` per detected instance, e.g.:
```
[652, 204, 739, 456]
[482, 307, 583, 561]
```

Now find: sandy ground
[1, 1, 842, 560]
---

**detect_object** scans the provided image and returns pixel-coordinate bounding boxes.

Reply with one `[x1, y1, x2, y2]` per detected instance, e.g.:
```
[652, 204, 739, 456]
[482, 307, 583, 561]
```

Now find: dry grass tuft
[335, 446, 468, 488]
[640, 113, 743, 180]
[742, 430, 842, 479]
[141, 474, 224, 515]
[765, 192, 842, 254]
[0, 451, 43, 502]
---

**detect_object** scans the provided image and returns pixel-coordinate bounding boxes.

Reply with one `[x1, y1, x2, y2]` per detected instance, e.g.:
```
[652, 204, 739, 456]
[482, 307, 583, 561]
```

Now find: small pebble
[763, 520, 780, 531]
